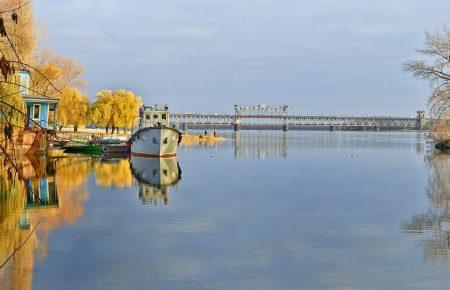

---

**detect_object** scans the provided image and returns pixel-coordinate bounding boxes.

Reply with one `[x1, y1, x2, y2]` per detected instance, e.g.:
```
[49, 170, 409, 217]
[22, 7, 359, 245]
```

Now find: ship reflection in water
[130, 157, 182, 206]
[3, 131, 450, 289]
[0, 154, 182, 289]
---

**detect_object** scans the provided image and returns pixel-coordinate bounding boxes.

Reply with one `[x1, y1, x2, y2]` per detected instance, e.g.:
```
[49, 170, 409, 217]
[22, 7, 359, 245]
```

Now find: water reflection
[0, 155, 89, 290]
[403, 152, 450, 263]
[182, 130, 425, 159]
[0, 153, 184, 289]
[130, 157, 181, 206]
[93, 157, 133, 188]
[234, 131, 288, 159]
[0, 131, 444, 289]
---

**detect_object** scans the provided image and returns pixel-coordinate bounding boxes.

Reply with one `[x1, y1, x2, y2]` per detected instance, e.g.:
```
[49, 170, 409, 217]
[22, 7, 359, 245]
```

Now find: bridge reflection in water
[191, 131, 426, 159]
[0, 134, 448, 288]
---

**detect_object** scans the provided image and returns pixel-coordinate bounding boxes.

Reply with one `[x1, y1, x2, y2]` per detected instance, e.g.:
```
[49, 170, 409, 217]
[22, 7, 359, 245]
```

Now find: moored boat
[130, 105, 182, 158]
[63, 144, 102, 155]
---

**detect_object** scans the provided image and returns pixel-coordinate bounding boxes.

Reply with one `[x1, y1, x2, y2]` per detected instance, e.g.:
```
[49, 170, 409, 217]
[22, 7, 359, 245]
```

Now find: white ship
[130, 105, 182, 158]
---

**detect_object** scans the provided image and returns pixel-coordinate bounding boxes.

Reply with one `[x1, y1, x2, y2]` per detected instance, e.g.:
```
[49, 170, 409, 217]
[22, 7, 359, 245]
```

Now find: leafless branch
[0, 2, 29, 15]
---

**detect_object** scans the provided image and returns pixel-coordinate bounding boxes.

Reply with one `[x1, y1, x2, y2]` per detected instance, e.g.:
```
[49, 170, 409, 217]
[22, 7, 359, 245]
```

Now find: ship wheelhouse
[139, 105, 170, 129]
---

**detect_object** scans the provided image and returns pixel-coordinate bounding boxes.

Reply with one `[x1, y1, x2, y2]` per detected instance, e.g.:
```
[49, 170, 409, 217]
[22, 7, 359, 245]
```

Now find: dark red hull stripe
[131, 152, 177, 158]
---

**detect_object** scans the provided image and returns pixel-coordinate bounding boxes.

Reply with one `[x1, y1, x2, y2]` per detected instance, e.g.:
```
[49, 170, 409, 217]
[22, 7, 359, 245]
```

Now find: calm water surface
[1, 131, 449, 289]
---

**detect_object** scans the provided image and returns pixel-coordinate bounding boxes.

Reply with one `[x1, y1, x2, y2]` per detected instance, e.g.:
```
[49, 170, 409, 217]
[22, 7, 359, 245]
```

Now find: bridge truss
[234, 104, 289, 116]
[171, 105, 424, 130]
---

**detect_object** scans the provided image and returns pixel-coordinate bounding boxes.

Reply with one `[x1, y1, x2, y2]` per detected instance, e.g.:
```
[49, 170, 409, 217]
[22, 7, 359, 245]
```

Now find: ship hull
[130, 127, 181, 158]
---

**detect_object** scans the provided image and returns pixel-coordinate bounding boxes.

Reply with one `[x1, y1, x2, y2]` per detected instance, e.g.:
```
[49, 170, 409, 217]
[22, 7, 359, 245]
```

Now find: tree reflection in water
[403, 152, 450, 263]
[0, 155, 90, 290]
[0, 154, 182, 289]
[93, 158, 133, 188]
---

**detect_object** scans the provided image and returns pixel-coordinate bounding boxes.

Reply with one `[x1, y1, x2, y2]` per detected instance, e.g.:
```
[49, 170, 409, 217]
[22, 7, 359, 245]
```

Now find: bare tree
[403, 27, 450, 119]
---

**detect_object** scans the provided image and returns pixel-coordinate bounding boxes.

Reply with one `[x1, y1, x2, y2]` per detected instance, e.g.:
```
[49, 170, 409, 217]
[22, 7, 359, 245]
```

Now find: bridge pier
[417, 110, 426, 130]
[329, 125, 335, 132]
[233, 118, 240, 131]
[282, 124, 288, 132]
[182, 123, 188, 131]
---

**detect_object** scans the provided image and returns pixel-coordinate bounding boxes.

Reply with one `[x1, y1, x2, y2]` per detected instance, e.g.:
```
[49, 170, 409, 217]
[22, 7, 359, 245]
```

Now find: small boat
[101, 143, 129, 154]
[63, 144, 102, 155]
[98, 135, 128, 145]
[130, 105, 182, 158]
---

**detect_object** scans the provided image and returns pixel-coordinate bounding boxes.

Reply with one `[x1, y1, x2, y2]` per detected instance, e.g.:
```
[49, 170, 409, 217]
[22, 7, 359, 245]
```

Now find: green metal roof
[23, 95, 59, 104]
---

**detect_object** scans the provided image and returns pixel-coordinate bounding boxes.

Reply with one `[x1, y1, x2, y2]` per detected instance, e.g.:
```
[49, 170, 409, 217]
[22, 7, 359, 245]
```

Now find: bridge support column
[417, 110, 426, 130]
[282, 124, 288, 132]
[182, 123, 188, 131]
[329, 125, 335, 131]
[233, 117, 240, 131]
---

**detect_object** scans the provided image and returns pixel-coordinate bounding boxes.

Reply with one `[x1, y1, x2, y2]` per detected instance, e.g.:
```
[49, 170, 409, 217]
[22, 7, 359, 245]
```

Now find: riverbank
[180, 134, 225, 146]
[54, 127, 225, 145]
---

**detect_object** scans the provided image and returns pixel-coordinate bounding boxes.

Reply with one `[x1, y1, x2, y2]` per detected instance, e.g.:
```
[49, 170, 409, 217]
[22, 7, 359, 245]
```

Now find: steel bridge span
[171, 105, 427, 131]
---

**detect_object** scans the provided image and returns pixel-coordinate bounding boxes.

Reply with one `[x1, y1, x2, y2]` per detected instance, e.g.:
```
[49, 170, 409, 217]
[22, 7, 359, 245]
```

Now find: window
[162, 114, 167, 120]
[33, 104, 40, 120]
[146, 114, 150, 120]
[153, 114, 159, 119]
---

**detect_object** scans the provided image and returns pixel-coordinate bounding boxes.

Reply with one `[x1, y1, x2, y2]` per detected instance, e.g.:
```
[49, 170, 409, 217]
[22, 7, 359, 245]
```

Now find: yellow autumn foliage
[93, 159, 133, 188]
[0, 0, 36, 64]
[90, 89, 141, 133]
[57, 87, 90, 132]
[31, 51, 86, 99]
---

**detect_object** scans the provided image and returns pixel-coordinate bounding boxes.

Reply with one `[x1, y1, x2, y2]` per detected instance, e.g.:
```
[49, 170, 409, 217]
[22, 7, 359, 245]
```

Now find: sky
[34, 0, 449, 116]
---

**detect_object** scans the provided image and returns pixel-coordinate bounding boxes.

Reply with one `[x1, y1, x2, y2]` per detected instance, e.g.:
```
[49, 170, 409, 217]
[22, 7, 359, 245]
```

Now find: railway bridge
[171, 105, 427, 131]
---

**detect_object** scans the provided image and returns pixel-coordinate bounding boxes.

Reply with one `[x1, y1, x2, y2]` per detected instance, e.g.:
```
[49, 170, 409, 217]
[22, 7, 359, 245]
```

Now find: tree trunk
[111, 124, 115, 135]
[106, 125, 109, 134]
[74, 124, 78, 132]
[58, 125, 63, 131]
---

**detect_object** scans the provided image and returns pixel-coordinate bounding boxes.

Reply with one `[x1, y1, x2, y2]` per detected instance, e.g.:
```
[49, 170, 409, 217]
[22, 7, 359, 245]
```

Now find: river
[0, 131, 449, 289]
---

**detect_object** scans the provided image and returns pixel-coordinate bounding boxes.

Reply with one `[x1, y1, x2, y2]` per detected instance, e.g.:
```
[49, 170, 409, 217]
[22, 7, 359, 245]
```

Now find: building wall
[26, 102, 49, 128]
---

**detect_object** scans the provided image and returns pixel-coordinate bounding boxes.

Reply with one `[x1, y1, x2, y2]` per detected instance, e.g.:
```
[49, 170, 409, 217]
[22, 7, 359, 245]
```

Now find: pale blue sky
[34, 0, 449, 116]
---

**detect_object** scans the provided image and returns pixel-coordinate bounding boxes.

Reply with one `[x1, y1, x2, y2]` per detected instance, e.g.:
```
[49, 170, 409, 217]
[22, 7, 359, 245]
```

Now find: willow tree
[114, 89, 141, 133]
[90, 90, 115, 133]
[57, 87, 90, 132]
[403, 27, 450, 143]
[90, 89, 141, 134]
